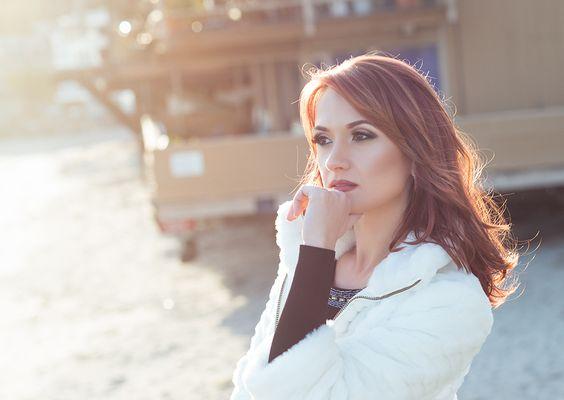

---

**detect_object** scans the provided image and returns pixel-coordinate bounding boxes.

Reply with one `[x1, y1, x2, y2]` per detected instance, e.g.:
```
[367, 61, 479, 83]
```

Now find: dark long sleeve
[268, 244, 336, 363]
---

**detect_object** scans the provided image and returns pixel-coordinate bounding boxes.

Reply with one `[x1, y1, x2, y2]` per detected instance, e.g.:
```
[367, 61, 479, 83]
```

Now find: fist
[286, 184, 363, 250]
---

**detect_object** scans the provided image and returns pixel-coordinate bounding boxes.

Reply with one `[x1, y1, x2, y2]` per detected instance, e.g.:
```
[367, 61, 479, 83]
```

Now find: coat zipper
[332, 278, 422, 321]
[274, 272, 288, 331]
[274, 272, 422, 329]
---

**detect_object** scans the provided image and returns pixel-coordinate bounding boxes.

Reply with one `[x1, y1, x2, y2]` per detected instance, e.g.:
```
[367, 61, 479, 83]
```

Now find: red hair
[296, 52, 521, 308]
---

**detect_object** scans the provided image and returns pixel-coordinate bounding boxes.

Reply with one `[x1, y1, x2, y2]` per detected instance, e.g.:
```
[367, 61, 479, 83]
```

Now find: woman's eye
[313, 131, 374, 146]
[312, 135, 330, 145]
[353, 131, 374, 141]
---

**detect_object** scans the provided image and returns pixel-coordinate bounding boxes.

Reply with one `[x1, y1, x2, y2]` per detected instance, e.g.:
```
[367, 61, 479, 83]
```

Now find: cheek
[316, 155, 329, 185]
[361, 147, 410, 194]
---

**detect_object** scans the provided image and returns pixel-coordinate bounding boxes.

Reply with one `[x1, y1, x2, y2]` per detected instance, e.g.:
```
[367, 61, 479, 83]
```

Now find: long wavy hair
[295, 52, 521, 308]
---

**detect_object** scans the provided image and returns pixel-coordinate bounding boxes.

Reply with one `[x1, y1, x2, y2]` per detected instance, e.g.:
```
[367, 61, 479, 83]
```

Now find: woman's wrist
[301, 239, 336, 251]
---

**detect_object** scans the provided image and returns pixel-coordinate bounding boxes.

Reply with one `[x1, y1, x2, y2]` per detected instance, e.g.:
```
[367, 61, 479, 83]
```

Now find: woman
[230, 53, 520, 400]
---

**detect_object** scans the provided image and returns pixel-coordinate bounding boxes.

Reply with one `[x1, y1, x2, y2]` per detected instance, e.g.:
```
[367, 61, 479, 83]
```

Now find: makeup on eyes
[312, 130, 376, 145]
[314, 119, 373, 132]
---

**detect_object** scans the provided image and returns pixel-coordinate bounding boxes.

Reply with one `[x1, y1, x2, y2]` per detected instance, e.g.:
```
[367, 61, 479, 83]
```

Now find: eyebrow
[313, 119, 372, 132]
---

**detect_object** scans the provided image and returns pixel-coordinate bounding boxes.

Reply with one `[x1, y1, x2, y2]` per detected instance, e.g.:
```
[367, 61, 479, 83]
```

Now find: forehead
[315, 87, 364, 127]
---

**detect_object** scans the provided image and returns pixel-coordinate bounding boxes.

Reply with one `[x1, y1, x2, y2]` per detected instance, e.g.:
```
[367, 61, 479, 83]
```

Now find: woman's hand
[286, 184, 363, 250]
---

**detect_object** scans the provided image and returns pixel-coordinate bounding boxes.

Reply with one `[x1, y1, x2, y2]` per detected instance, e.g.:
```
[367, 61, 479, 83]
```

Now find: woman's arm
[245, 273, 494, 400]
[268, 244, 336, 363]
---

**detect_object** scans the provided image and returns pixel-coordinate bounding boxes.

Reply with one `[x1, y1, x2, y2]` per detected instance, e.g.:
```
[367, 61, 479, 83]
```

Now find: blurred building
[1, 0, 562, 255]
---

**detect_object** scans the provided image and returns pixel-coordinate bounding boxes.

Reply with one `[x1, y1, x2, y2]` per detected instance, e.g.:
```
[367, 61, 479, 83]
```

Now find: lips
[329, 179, 358, 189]
[332, 183, 358, 192]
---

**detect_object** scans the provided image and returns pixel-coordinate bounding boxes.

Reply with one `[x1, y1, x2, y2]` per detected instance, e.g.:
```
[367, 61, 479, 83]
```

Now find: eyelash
[312, 131, 375, 146]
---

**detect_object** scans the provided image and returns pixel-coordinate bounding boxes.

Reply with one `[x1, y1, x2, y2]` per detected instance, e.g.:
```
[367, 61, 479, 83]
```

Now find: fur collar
[274, 200, 460, 298]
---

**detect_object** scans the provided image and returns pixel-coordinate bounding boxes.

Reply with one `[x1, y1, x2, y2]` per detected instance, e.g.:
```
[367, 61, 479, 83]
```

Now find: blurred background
[0, 0, 563, 399]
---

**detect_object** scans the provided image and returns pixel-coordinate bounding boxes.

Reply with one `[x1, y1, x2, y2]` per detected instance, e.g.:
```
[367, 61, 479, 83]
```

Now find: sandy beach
[0, 127, 562, 400]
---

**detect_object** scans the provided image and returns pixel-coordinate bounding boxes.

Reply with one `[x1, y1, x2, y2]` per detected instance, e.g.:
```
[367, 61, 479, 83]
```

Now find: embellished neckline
[331, 286, 364, 292]
[328, 286, 365, 309]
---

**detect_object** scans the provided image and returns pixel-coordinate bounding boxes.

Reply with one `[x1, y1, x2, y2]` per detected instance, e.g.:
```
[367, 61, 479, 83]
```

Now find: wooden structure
[55, 0, 564, 259]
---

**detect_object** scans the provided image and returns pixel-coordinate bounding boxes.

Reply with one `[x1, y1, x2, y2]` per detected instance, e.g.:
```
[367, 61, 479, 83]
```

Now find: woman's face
[313, 87, 413, 215]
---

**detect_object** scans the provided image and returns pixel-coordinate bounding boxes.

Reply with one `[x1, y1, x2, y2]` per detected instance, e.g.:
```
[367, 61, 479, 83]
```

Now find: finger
[287, 189, 308, 221]
[287, 186, 314, 221]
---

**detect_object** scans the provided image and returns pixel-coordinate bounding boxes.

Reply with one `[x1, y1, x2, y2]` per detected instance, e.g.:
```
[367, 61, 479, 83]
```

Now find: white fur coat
[230, 200, 493, 400]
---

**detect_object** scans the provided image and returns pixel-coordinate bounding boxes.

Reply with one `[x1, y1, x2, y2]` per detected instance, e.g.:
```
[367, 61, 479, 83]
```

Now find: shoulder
[387, 266, 494, 346]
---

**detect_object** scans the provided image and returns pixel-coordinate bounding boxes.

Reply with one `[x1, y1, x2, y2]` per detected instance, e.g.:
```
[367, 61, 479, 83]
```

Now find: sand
[0, 127, 562, 400]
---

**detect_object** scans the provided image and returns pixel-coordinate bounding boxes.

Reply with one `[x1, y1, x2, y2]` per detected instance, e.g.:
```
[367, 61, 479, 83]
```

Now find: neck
[351, 192, 409, 275]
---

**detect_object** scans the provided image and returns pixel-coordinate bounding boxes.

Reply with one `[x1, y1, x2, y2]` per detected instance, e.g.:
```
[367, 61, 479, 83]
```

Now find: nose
[324, 141, 350, 172]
